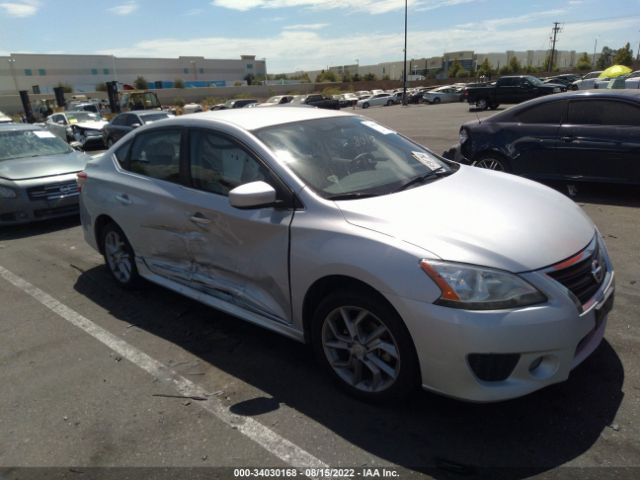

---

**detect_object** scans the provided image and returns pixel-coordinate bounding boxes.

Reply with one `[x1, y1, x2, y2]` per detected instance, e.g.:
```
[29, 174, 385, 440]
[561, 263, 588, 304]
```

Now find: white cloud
[108, 1, 138, 16]
[184, 8, 204, 16]
[0, 0, 39, 17]
[456, 9, 566, 30]
[96, 15, 640, 73]
[211, 0, 437, 15]
[283, 23, 329, 30]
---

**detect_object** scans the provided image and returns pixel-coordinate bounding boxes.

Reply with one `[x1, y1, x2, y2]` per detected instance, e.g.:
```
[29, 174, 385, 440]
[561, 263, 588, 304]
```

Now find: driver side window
[189, 130, 269, 196]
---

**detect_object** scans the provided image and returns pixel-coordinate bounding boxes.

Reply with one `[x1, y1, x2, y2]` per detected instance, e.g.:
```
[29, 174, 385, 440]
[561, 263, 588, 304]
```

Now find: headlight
[0, 186, 17, 199]
[459, 128, 469, 144]
[420, 259, 547, 310]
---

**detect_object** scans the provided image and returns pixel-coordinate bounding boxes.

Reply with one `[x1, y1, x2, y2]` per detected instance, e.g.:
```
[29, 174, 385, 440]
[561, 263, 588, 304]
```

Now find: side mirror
[229, 181, 277, 209]
[131, 123, 141, 128]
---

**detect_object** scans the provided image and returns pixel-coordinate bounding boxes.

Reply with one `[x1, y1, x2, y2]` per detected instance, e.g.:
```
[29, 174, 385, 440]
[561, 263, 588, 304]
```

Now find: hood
[74, 120, 108, 130]
[0, 151, 88, 180]
[336, 166, 595, 272]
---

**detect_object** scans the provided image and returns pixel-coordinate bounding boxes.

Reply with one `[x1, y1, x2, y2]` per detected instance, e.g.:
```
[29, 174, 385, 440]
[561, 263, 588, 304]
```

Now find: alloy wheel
[104, 230, 133, 284]
[321, 306, 401, 393]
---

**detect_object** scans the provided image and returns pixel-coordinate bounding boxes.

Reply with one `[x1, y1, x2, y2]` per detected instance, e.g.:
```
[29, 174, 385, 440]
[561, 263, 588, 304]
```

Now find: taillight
[76, 171, 88, 192]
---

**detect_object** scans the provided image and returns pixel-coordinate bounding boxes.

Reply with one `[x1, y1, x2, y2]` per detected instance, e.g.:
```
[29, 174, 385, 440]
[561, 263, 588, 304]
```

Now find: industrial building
[293, 49, 585, 82]
[0, 53, 267, 94]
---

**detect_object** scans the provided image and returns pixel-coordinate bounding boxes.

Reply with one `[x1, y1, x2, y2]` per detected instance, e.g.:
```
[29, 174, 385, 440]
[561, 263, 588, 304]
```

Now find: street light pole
[7, 58, 19, 93]
[402, 0, 407, 105]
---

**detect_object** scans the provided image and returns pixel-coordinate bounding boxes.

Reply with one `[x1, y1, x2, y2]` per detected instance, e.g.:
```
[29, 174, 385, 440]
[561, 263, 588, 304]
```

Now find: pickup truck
[292, 94, 340, 110]
[463, 75, 565, 110]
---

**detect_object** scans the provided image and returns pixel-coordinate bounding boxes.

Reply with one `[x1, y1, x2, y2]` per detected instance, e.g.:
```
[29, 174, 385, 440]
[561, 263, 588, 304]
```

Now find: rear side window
[114, 141, 130, 168]
[111, 114, 126, 126]
[124, 115, 140, 127]
[567, 100, 640, 126]
[513, 101, 565, 124]
[128, 129, 182, 183]
[189, 130, 268, 196]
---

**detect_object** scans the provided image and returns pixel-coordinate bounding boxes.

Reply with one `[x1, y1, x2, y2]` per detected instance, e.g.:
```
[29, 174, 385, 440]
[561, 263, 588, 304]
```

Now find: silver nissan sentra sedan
[78, 107, 614, 402]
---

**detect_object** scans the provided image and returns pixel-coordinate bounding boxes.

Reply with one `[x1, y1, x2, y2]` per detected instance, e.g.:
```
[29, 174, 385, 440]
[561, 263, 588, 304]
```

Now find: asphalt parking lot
[1, 102, 639, 480]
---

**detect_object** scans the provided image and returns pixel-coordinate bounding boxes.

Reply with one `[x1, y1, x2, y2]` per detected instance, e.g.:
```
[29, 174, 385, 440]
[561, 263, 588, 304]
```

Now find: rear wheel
[489, 103, 500, 110]
[101, 222, 141, 288]
[312, 290, 419, 402]
[362, 102, 370, 109]
[472, 153, 510, 172]
[386, 100, 393, 106]
[475, 98, 488, 110]
[433, 97, 441, 104]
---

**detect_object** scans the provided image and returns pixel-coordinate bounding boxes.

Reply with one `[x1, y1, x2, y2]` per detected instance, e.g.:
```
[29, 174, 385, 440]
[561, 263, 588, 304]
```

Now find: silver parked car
[0, 124, 89, 225]
[79, 108, 614, 402]
[45, 111, 108, 148]
[356, 93, 395, 108]
[422, 86, 463, 104]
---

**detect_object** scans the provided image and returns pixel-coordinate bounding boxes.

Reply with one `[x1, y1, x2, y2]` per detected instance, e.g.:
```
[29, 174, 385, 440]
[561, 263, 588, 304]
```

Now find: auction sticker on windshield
[412, 151, 441, 170]
[361, 120, 396, 135]
[33, 131, 56, 138]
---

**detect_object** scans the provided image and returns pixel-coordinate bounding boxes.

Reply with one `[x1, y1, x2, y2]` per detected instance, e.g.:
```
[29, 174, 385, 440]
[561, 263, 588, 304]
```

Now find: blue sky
[1, 0, 639, 72]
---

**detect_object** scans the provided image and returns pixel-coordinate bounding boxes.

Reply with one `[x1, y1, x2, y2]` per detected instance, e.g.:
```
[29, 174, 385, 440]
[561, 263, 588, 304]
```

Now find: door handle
[115, 193, 132, 205]
[560, 136, 575, 143]
[189, 213, 211, 225]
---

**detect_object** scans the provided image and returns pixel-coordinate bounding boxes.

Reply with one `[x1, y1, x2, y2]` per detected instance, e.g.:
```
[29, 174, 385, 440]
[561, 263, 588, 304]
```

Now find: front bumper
[388, 237, 615, 402]
[442, 143, 471, 164]
[0, 174, 80, 225]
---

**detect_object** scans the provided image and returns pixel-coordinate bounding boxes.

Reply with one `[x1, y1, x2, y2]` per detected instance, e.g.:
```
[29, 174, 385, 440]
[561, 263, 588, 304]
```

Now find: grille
[27, 181, 79, 201]
[547, 245, 604, 305]
[33, 205, 79, 218]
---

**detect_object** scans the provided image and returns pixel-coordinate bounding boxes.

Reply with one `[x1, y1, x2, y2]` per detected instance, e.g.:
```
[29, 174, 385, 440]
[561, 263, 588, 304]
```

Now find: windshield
[255, 116, 456, 199]
[141, 113, 171, 123]
[526, 76, 545, 86]
[67, 112, 102, 123]
[0, 129, 73, 161]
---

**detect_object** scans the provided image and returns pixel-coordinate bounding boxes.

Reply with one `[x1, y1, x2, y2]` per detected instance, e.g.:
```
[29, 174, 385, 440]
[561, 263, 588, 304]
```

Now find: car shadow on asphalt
[74, 266, 624, 479]
[0, 215, 80, 241]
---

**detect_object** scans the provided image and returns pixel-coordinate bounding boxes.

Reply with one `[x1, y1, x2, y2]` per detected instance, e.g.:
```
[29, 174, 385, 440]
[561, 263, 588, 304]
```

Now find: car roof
[0, 123, 41, 132]
[172, 106, 353, 131]
[487, 89, 640, 121]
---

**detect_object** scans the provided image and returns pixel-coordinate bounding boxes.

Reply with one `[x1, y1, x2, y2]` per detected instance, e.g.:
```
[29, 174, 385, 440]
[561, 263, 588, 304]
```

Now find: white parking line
[0, 265, 328, 472]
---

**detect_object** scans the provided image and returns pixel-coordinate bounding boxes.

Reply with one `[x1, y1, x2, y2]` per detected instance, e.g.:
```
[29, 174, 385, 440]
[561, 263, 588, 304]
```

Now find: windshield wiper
[326, 192, 379, 200]
[395, 167, 449, 192]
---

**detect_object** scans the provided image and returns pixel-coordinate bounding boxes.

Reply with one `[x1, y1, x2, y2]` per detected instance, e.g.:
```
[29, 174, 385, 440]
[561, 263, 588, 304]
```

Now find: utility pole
[549, 22, 561, 73]
[402, 0, 408, 105]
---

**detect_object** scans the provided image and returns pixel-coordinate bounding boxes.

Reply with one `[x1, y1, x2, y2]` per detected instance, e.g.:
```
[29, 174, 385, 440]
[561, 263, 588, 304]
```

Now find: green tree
[596, 46, 614, 69]
[576, 52, 592, 71]
[134, 76, 148, 90]
[499, 64, 512, 75]
[316, 70, 337, 82]
[382, 74, 390, 81]
[613, 42, 633, 66]
[508, 56, 522, 74]
[456, 69, 470, 79]
[341, 71, 352, 82]
[543, 53, 558, 72]
[363, 72, 377, 81]
[174, 78, 185, 88]
[352, 73, 361, 82]
[174, 97, 185, 107]
[476, 58, 492, 77]
[448, 59, 462, 78]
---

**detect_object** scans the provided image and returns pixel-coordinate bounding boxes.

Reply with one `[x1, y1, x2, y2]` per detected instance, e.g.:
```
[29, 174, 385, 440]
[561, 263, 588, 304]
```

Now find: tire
[311, 289, 419, 402]
[471, 153, 510, 172]
[475, 98, 488, 110]
[101, 222, 141, 288]
[433, 97, 441, 104]
[489, 103, 500, 110]
[362, 102, 370, 109]
[386, 100, 393, 106]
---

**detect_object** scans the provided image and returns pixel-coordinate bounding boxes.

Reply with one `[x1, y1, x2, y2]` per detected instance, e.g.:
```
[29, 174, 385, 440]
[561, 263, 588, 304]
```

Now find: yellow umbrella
[599, 65, 632, 78]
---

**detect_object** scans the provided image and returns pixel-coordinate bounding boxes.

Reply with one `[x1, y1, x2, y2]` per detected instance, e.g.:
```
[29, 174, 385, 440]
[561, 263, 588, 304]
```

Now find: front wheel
[472, 153, 510, 172]
[362, 102, 370, 109]
[432, 97, 441, 104]
[386, 100, 393, 106]
[489, 103, 500, 110]
[312, 290, 419, 402]
[101, 222, 141, 288]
